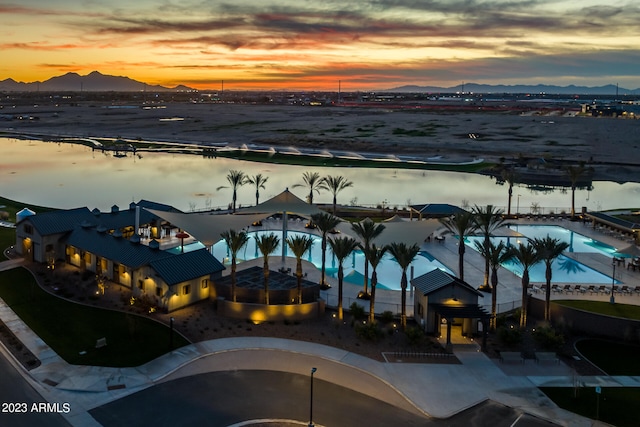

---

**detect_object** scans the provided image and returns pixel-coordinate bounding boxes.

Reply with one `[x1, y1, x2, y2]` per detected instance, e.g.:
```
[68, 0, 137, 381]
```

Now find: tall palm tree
[474, 240, 513, 331]
[320, 175, 353, 215]
[439, 211, 477, 281]
[255, 233, 280, 305]
[350, 219, 386, 295]
[387, 242, 420, 329]
[286, 234, 314, 303]
[533, 236, 569, 321]
[246, 173, 269, 206]
[310, 212, 342, 288]
[220, 229, 249, 303]
[293, 171, 324, 204]
[501, 168, 518, 216]
[473, 204, 507, 289]
[362, 244, 387, 323]
[566, 164, 589, 220]
[217, 170, 247, 213]
[328, 236, 359, 320]
[509, 242, 541, 328]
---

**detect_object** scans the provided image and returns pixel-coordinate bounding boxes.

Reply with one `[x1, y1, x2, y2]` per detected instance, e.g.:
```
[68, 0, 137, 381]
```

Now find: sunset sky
[2, 0, 639, 91]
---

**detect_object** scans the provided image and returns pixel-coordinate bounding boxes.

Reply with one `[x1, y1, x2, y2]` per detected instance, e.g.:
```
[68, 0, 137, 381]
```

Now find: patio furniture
[551, 284, 561, 294]
[620, 286, 631, 295]
[634, 286, 640, 295]
[598, 285, 610, 295]
[500, 352, 524, 364]
[563, 284, 573, 294]
[535, 352, 559, 364]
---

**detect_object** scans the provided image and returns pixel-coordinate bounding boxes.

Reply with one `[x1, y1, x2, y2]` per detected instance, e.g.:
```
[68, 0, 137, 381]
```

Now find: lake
[1, 137, 638, 213]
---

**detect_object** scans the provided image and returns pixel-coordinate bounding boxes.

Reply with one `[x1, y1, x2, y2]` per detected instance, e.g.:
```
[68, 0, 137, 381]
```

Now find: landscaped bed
[0, 267, 189, 367]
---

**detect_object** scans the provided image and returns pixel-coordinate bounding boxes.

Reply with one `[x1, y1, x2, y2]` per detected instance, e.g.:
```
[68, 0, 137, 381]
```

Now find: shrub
[380, 311, 394, 323]
[349, 302, 366, 320]
[405, 326, 425, 347]
[355, 322, 384, 342]
[498, 325, 522, 346]
[532, 326, 565, 350]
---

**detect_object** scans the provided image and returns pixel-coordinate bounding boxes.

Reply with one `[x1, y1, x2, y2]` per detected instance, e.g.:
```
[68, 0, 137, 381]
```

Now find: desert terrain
[2, 101, 639, 183]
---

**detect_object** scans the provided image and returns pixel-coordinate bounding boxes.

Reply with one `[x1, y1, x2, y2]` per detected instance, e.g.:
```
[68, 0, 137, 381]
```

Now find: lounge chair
[587, 285, 597, 294]
[563, 284, 573, 294]
[634, 286, 640, 295]
[535, 352, 559, 364]
[598, 285, 610, 295]
[620, 286, 631, 295]
[551, 284, 561, 294]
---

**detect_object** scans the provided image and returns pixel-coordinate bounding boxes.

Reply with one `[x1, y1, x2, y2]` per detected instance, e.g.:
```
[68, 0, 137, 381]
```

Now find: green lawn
[0, 268, 188, 367]
[554, 300, 640, 320]
[540, 387, 640, 427]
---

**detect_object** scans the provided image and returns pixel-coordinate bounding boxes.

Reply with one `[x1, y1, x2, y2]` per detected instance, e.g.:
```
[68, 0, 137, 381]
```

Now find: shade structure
[614, 244, 640, 258]
[240, 188, 325, 216]
[336, 218, 443, 247]
[145, 209, 268, 247]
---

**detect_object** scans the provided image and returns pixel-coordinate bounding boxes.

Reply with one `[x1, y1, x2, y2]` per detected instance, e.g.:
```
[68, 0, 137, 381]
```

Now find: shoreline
[2, 102, 640, 184]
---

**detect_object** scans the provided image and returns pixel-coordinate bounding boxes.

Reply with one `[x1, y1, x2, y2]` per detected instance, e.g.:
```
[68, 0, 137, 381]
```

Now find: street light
[610, 259, 616, 304]
[308, 367, 317, 427]
[517, 194, 521, 214]
[169, 317, 175, 350]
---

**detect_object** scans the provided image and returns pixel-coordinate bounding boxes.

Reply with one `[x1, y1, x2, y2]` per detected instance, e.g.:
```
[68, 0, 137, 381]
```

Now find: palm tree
[293, 171, 324, 204]
[439, 211, 477, 281]
[387, 242, 420, 329]
[320, 175, 353, 215]
[217, 170, 247, 213]
[533, 236, 569, 321]
[286, 234, 314, 303]
[509, 241, 541, 328]
[473, 204, 507, 289]
[362, 244, 387, 323]
[350, 219, 386, 295]
[220, 229, 249, 302]
[246, 173, 269, 206]
[310, 212, 342, 288]
[474, 240, 513, 331]
[566, 164, 589, 220]
[255, 233, 280, 305]
[501, 168, 518, 216]
[328, 236, 359, 320]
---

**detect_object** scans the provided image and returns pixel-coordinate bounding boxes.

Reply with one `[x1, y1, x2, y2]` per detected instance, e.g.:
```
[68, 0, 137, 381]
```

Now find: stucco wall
[218, 298, 325, 322]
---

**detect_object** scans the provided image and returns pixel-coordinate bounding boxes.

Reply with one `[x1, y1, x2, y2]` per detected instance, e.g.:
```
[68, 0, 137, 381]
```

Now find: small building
[14, 201, 225, 312]
[412, 268, 489, 349]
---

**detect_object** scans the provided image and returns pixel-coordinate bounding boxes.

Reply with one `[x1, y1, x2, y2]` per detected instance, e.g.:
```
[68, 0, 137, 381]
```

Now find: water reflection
[1, 137, 639, 213]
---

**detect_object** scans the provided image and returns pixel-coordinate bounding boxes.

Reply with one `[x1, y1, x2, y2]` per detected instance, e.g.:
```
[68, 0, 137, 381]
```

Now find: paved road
[0, 352, 70, 427]
[89, 370, 556, 427]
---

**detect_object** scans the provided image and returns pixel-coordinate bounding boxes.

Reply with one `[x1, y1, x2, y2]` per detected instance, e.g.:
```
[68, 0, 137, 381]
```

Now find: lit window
[201, 279, 208, 289]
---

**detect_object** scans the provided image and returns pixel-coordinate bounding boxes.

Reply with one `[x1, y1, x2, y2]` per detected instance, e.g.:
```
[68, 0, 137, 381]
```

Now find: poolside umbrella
[175, 231, 190, 253]
[614, 244, 640, 258]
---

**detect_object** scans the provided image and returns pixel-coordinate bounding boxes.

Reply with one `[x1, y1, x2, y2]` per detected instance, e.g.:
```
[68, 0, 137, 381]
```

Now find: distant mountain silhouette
[0, 71, 195, 92]
[385, 83, 638, 95]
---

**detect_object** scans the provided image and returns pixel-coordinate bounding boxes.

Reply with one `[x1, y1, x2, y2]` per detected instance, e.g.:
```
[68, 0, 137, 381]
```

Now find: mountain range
[0, 71, 637, 95]
[386, 83, 638, 96]
[0, 71, 194, 92]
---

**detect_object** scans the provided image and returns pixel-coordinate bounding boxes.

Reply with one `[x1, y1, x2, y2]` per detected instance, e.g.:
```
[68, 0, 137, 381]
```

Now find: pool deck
[216, 216, 640, 317]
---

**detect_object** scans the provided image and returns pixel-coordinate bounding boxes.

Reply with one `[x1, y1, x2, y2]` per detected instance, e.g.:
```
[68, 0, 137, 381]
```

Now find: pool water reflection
[211, 230, 451, 290]
[466, 224, 619, 284]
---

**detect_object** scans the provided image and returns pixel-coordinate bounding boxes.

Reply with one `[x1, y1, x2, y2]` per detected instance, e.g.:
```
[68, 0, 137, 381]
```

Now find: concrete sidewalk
[0, 290, 619, 427]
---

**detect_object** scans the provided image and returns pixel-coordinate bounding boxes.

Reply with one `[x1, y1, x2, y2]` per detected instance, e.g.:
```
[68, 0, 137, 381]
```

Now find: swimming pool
[503, 225, 618, 256]
[465, 224, 618, 284]
[210, 230, 451, 290]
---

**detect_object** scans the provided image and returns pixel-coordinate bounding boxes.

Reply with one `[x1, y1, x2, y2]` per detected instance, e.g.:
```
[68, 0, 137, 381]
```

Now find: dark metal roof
[585, 211, 640, 232]
[412, 268, 483, 297]
[430, 303, 490, 319]
[149, 248, 225, 286]
[91, 200, 181, 230]
[410, 204, 467, 216]
[214, 265, 316, 291]
[66, 226, 173, 268]
[22, 207, 96, 235]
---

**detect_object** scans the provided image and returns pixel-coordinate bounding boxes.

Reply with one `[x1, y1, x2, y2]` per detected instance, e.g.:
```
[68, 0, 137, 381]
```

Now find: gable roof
[411, 268, 483, 297]
[149, 248, 225, 286]
[21, 207, 95, 235]
[240, 188, 324, 216]
[66, 226, 173, 268]
[90, 200, 181, 230]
